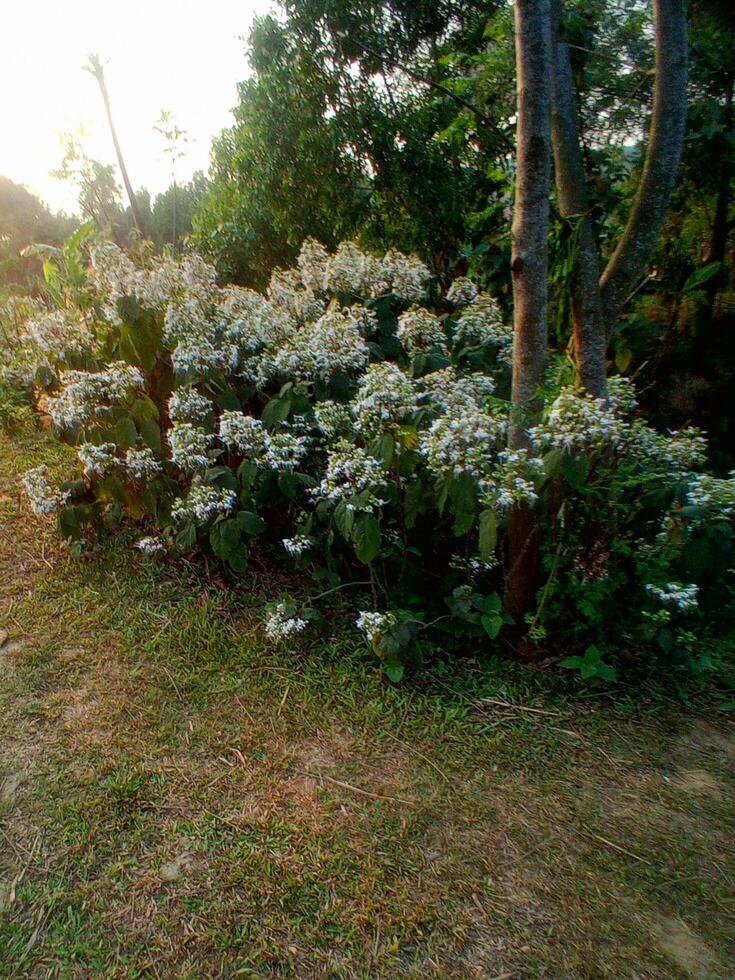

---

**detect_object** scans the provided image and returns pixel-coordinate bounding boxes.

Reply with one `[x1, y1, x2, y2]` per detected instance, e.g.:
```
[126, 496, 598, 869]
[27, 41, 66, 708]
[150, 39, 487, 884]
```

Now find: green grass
[1, 426, 734, 978]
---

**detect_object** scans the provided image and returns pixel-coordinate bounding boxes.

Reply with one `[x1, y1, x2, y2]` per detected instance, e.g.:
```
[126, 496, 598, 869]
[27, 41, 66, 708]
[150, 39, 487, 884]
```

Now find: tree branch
[351, 39, 516, 154]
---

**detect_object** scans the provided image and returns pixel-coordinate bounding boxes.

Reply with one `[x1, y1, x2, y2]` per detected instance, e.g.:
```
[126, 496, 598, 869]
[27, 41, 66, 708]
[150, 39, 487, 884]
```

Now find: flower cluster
[218, 411, 268, 457]
[531, 388, 624, 454]
[352, 363, 416, 435]
[397, 308, 447, 356]
[356, 610, 396, 644]
[645, 582, 699, 612]
[421, 406, 507, 479]
[446, 277, 479, 307]
[452, 294, 512, 358]
[22, 465, 68, 516]
[264, 601, 308, 641]
[78, 442, 118, 478]
[25, 310, 94, 359]
[171, 481, 237, 523]
[282, 535, 312, 557]
[168, 423, 212, 472]
[125, 447, 163, 480]
[47, 363, 145, 430]
[313, 442, 387, 513]
[419, 367, 495, 413]
[685, 472, 735, 523]
[482, 450, 544, 509]
[168, 388, 213, 423]
[136, 536, 165, 556]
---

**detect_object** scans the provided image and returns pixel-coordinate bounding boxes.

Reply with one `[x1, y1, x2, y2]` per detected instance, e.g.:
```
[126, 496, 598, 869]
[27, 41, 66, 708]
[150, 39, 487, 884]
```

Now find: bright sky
[0, 0, 274, 214]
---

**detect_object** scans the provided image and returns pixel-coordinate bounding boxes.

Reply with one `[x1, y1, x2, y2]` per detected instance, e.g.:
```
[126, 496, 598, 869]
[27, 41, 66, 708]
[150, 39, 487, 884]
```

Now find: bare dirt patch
[653, 914, 721, 978]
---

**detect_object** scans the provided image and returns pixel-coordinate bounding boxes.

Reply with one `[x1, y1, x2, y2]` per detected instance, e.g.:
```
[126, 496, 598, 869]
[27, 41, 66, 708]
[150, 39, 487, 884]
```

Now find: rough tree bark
[504, 0, 553, 624]
[599, 0, 689, 336]
[86, 55, 145, 236]
[549, 0, 607, 399]
[549, 0, 688, 389]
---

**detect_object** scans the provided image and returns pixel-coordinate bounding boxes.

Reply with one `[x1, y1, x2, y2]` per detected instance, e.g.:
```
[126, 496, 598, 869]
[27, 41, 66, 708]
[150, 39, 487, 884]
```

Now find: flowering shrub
[16, 236, 735, 681]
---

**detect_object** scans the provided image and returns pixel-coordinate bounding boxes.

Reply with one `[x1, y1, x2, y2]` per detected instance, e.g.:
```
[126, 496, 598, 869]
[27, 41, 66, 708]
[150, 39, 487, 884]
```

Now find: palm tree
[85, 54, 145, 235]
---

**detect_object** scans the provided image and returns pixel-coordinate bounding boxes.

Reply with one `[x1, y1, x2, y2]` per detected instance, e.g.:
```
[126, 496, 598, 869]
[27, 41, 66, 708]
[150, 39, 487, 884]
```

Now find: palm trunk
[88, 56, 145, 235]
[505, 0, 553, 624]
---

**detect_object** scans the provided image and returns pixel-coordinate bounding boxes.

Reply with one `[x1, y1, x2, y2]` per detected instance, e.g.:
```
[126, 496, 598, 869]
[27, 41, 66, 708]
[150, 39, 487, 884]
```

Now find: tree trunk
[550, 0, 608, 399]
[599, 0, 688, 335]
[701, 77, 733, 330]
[89, 59, 146, 236]
[505, 0, 553, 624]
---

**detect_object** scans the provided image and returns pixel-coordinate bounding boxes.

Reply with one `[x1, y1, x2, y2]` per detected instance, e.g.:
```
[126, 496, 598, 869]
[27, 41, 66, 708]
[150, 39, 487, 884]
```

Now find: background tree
[84, 54, 146, 235]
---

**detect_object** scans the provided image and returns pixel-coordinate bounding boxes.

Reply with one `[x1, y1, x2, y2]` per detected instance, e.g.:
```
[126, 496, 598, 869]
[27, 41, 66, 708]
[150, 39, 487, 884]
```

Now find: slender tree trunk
[701, 77, 733, 330]
[505, 0, 553, 624]
[599, 0, 688, 335]
[88, 58, 145, 235]
[550, 0, 608, 399]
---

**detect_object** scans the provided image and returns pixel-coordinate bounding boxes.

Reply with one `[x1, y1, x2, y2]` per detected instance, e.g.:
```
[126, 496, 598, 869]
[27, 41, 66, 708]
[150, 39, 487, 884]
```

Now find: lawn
[1, 426, 734, 978]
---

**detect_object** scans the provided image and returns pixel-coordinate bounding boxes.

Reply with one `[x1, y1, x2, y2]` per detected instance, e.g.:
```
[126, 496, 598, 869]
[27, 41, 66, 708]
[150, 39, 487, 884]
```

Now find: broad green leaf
[352, 514, 381, 564]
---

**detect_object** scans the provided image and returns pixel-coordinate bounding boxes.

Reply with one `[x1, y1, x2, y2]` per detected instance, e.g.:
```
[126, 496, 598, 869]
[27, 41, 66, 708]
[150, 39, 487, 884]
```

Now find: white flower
[25, 310, 94, 358]
[171, 335, 238, 376]
[171, 481, 237, 523]
[218, 411, 268, 457]
[125, 447, 162, 480]
[482, 450, 544, 509]
[168, 388, 213, 423]
[282, 535, 312, 556]
[419, 367, 496, 413]
[168, 423, 212, 472]
[645, 582, 699, 612]
[136, 536, 165, 556]
[256, 308, 369, 385]
[381, 250, 431, 302]
[446, 277, 479, 307]
[397, 307, 447, 356]
[78, 442, 118, 478]
[21, 465, 68, 516]
[452, 294, 512, 362]
[313, 442, 388, 513]
[313, 400, 354, 440]
[685, 472, 735, 518]
[531, 388, 624, 454]
[297, 238, 330, 292]
[47, 362, 145, 429]
[421, 406, 507, 479]
[352, 363, 416, 435]
[356, 610, 396, 644]
[264, 601, 308, 641]
[265, 432, 309, 471]
[624, 422, 708, 475]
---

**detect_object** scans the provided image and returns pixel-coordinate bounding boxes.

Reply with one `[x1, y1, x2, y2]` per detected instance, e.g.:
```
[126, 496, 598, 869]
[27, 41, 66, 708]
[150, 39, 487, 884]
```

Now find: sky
[0, 0, 274, 214]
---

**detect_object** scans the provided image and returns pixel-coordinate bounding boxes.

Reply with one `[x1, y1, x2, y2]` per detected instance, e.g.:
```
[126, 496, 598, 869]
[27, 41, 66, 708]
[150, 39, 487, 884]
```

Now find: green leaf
[481, 613, 503, 639]
[139, 419, 162, 453]
[228, 551, 248, 573]
[683, 261, 721, 293]
[561, 453, 590, 488]
[236, 510, 266, 534]
[478, 509, 498, 559]
[352, 514, 381, 564]
[175, 523, 197, 552]
[384, 660, 405, 683]
[261, 395, 291, 427]
[210, 518, 241, 559]
[114, 416, 138, 451]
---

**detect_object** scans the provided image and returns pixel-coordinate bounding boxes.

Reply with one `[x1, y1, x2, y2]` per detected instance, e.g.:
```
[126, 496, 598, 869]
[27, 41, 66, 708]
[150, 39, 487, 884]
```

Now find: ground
[1, 426, 734, 978]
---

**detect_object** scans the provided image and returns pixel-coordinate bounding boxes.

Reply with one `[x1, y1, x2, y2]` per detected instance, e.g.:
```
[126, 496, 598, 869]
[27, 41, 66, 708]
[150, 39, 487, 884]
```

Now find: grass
[1, 424, 734, 978]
